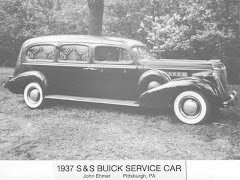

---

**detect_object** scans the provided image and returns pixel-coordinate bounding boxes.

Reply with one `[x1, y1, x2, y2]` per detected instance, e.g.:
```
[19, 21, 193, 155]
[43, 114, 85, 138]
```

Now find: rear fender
[139, 77, 221, 109]
[4, 71, 47, 94]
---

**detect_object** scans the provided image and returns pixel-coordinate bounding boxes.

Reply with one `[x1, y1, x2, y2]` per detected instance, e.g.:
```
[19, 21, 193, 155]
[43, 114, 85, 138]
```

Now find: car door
[90, 45, 139, 100]
[54, 44, 92, 97]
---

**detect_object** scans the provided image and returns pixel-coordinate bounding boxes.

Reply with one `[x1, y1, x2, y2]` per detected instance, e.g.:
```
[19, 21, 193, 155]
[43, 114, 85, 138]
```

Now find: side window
[59, 45, 89, 62]
[26, 45, 55, 60]
[119, 48, 131, 62]
[94, 46, 132, 64]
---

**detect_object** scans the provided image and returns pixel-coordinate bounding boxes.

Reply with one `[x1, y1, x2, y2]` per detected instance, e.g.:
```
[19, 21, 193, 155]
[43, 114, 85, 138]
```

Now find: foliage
[0, 0, 88, 66]
[1, 0, 240, 82]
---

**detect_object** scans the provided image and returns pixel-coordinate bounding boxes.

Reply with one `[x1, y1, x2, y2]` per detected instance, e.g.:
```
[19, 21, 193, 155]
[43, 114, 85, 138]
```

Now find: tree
[88, 0, 104, 35]
[1, 0, 240, 77]
[238, 1, 240, 38]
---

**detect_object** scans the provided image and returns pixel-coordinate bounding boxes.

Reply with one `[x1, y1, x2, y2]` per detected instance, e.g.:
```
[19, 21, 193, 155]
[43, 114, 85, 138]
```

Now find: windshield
[132, 46, 155, 60]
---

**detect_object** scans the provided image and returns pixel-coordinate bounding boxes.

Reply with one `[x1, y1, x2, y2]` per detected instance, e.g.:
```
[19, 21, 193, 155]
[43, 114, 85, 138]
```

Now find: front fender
[138, 69, 171, 95]
[139, 77, 221, 109]
[138, 69, 171, 85]
[4, 71, 47, 94]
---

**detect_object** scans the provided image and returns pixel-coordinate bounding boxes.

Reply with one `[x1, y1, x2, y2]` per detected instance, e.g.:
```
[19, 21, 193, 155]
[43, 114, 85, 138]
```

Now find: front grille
[214, 67, 228, 99]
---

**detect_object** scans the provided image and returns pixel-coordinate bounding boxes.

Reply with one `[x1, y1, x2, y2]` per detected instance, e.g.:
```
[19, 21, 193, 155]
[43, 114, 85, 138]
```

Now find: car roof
[22, 35, 145, 48]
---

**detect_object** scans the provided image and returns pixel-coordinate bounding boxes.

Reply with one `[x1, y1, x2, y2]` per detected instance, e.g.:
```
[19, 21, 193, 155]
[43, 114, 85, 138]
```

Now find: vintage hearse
[3, 35, 237, 124]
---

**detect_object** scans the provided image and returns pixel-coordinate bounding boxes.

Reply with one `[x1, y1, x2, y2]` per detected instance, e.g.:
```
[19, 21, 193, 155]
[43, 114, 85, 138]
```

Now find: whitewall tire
[173, 91, 211, 125]
[24, 82, 44, 109]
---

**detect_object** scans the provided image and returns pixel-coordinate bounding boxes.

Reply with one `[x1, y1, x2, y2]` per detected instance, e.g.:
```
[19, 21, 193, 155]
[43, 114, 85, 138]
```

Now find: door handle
[83, 67, 98, 71]
[83, 67, 91, 70]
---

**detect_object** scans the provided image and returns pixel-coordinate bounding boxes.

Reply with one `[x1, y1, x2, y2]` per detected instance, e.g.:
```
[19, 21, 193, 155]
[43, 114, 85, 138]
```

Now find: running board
[45, 95, 139, 107]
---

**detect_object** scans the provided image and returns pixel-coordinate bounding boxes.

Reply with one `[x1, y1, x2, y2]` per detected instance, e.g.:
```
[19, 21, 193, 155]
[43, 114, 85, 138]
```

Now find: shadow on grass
[40, 99, 240, 125]
[8, 94, 240, 125]
[45, 99, 172, 117]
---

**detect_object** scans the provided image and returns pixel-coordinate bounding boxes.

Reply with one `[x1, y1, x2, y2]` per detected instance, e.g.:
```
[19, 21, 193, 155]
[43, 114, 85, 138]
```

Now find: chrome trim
[216, 76, 226, 97]
[45, 95, 140, 107]
[213, 65, 228, 98]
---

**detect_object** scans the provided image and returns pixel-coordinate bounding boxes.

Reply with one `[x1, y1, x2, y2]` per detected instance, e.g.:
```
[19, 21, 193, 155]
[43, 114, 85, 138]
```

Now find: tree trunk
[239, 2, 240, 38]
[88, 0, 104, 35]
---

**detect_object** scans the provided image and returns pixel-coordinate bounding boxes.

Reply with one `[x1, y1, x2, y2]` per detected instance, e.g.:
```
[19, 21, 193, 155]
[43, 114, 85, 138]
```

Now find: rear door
[55, 44, 92, 96]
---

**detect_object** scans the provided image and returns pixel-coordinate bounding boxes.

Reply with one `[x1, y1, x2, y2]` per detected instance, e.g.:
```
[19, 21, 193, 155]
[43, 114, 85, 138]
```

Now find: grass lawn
[0, 67, 240, 160]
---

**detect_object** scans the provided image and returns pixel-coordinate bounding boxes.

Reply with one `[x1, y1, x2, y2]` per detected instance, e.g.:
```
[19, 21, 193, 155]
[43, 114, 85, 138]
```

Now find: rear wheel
[24, 82, 45, 109]
[173, 91, 211, 124]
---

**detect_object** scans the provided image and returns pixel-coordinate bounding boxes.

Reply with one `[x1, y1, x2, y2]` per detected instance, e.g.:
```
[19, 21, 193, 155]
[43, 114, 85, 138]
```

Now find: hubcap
[179, 97, 201, 118]
[29, 89, 40, 102]
[148, 81, 160, 90]
[183, 99, 198, 115]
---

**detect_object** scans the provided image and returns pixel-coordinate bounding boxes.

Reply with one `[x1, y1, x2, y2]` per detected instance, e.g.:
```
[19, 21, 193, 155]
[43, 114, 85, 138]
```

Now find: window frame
[132, 46, 155, 61]
[58, 43, 90, 64]
[25, 44, 56, 62]
[93, 45, 134, 65]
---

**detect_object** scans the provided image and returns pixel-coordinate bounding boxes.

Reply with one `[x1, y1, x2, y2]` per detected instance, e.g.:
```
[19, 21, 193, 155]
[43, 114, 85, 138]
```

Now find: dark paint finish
[89, 63, 139, 100]
[4, 71, 47, 94]
[139, 77, 222, 109]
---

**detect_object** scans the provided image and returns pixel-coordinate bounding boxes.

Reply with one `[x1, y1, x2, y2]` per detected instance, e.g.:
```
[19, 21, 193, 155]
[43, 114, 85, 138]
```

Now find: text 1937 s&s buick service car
[3, 35, 237, 124]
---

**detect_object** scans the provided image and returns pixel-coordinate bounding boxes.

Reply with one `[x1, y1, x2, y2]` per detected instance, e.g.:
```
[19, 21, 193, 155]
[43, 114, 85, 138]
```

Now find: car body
[3, 35, 237, 124]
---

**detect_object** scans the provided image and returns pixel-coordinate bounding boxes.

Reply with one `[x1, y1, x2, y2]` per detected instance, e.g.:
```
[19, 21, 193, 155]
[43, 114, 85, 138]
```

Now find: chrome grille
[214, 67, 228, 99]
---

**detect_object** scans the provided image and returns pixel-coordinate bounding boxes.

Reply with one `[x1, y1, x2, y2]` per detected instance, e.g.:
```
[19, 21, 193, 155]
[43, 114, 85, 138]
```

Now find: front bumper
[3, 82, 8, 88]
[3, 76, 13, 89]
[223, 91, 238, 107]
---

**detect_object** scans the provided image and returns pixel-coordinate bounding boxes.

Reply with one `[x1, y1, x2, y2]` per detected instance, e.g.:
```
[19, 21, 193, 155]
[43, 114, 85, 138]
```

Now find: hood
[140, 59, 221, 70]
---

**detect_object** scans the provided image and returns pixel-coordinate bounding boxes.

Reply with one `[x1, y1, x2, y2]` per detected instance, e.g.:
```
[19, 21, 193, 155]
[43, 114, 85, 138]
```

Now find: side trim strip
[45, 95, 139, 107]
[23, 62, 212, 71]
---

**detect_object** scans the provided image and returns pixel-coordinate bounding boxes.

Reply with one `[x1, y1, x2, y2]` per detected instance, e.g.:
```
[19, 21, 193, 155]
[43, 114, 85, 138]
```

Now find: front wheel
[173, 91, 211, 125]
[24, 82, 45, 109]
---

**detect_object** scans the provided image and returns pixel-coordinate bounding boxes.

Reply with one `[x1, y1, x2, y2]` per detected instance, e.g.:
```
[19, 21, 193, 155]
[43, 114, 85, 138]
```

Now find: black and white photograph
[0, 0, 240, 166]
